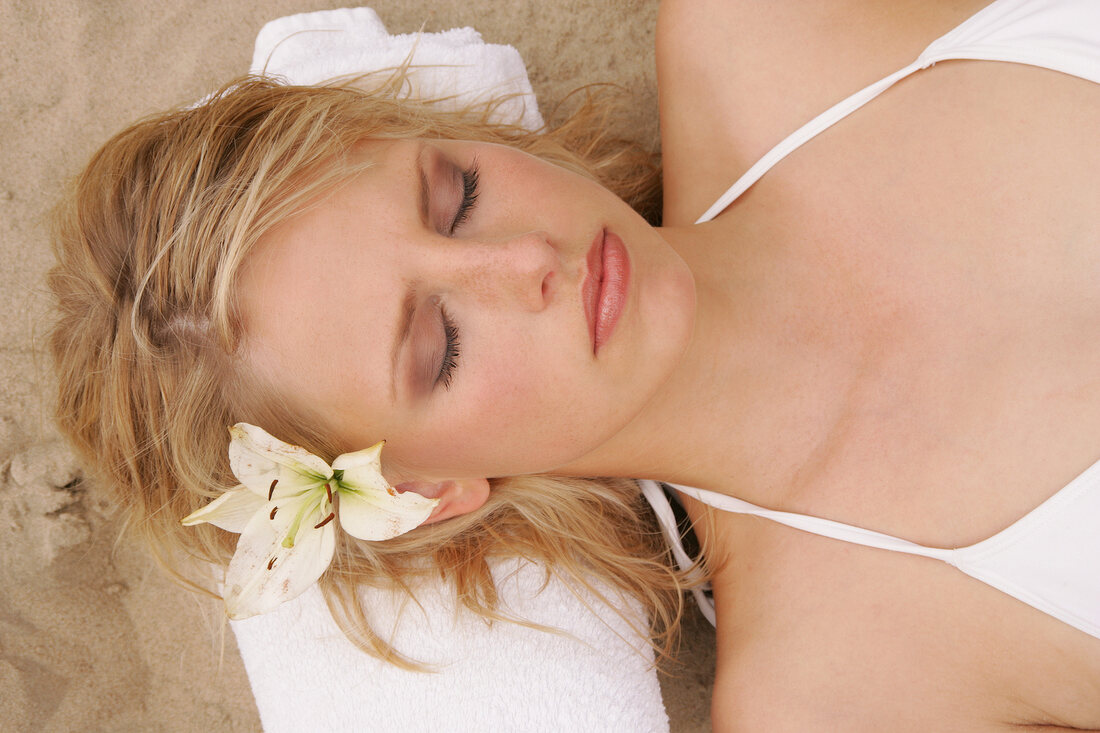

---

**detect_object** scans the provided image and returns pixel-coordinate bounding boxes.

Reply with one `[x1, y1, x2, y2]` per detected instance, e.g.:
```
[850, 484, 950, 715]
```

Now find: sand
[0, 1, 713, 730]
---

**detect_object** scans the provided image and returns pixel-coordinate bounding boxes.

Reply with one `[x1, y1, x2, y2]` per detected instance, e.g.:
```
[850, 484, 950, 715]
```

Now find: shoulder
[655, 0, 986, 225]
[656, 0, 978, 116]
[655, 0, 819, 225]
[700, 509, 996, 731]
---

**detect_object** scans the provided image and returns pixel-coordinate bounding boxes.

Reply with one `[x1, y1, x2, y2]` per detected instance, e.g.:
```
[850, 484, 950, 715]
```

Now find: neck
[560, 222, 783, 493]
[558, 215, 874, 500]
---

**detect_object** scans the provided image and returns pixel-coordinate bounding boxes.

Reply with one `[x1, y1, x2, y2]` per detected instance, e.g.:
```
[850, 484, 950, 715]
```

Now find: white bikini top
[649, 0, 1100, 639]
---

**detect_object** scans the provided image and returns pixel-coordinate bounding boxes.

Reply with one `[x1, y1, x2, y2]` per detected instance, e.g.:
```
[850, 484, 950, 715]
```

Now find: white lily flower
[182, 423, 439, 619]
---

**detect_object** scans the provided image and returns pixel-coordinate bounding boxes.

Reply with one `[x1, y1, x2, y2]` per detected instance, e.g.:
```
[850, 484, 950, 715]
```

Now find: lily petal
[331, 441, 389, 493]
[229, 423, 333, 499]
[337, 485, 438, 541]
[181, 486, 266, 533]
[223, 498, 336, 619]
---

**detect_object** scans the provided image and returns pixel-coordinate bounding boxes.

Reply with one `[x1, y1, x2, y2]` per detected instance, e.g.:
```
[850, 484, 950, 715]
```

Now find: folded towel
[250, 7, 544, 130]
[229, 10, 668, 731]
[231, 557, 669, 732]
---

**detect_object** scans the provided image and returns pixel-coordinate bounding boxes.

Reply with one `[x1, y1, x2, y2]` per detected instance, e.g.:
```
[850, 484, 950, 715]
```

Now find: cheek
[447, 361, 564, 469]
[415, 348, 590, 477]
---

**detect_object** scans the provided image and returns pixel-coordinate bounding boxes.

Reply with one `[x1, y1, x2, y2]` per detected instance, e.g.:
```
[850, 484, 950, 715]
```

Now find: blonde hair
[49, 74, 691, 668]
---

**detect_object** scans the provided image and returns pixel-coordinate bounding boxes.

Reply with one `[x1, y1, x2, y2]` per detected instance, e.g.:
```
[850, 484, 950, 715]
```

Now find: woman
[50, 0, 1100, 729]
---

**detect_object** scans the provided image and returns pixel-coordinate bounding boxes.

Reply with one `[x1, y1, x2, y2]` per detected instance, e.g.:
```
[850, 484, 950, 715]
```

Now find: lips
[583, 229, 630, 355]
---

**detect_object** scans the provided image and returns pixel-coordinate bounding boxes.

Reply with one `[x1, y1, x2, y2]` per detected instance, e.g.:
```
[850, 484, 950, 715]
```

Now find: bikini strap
[695, 0, 1100, 223]
[638, 480, 717, 626]
[694, 59, 925, 224]
[669, 483, 956, 562]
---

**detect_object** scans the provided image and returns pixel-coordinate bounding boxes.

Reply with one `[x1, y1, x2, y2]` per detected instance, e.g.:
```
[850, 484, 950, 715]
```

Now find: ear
[393, 477, 490, 524]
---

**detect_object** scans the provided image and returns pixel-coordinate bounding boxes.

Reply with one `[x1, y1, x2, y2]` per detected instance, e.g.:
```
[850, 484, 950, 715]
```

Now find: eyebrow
[416, 142, 429, 226]
[390, 285, 418, 403]
[392, 144, 429, 403]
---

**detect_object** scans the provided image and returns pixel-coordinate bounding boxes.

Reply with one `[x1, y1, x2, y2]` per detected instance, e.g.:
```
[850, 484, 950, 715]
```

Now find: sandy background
[0, 0, 714, 730]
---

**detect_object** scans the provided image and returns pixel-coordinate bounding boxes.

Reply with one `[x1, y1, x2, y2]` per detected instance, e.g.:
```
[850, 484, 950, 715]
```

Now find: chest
[684, 60, 1100, 727]
[698, 507, 1100, 730]
[696, 60, 1100, 548]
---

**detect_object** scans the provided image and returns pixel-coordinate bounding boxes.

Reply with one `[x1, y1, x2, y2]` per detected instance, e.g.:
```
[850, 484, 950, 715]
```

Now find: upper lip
[582, 229, 605, 351]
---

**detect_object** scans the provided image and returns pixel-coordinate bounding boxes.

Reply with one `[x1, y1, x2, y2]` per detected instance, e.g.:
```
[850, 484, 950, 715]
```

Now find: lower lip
[591, 230, 630, 355]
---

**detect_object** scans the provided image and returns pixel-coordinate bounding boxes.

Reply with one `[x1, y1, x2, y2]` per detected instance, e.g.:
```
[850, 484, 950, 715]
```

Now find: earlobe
[393, 477, 490, 524]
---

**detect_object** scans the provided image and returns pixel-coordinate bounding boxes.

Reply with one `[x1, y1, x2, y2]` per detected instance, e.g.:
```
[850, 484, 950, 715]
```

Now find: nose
[441, 231, 558, 311]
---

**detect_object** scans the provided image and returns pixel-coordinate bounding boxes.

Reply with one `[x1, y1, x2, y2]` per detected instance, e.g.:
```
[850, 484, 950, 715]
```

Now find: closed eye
[437, 302, 461, 389]
[450, 159, 480, 233]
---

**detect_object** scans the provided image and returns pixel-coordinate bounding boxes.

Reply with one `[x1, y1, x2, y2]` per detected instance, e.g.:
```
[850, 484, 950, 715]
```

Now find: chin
[615, 253, 696, 420]
[644, 251, 697, 360]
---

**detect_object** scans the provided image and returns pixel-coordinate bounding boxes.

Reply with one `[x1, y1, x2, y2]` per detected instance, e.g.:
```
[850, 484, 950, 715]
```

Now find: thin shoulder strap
[638, 480, 717, 626]
[694, 59, 925, 224]
[696, 0, 1100, 223]
[670, 483, 956, 562]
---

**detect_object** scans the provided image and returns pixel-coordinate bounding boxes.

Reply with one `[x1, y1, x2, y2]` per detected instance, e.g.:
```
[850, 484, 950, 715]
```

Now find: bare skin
[653, 0, 1100, 729]
[237, 2, 1100, 726]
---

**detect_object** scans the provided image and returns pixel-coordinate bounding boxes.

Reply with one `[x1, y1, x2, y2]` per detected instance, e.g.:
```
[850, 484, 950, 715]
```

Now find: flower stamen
[269, 506, 278, 520]
[325, 482, 333, 503]
[268, 479, 278, 500]
[267, 557, 277, 570]
[314, 512, 336, 529]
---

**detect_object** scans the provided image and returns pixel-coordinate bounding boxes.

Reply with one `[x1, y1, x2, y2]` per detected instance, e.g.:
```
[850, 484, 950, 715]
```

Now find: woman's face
[237, 138, 695, 483]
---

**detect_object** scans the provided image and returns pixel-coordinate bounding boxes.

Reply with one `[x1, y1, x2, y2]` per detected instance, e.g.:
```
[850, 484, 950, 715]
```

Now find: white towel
[250, 7, 544, 130]
[229, 10, 669, 731]
[231, 558, 669, 732]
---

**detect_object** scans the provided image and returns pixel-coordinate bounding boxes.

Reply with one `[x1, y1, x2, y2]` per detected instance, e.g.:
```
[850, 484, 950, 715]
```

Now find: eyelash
[432, 159, 477, 389]
[437, 304, 461, 390]
[450, 160, 480, 233]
